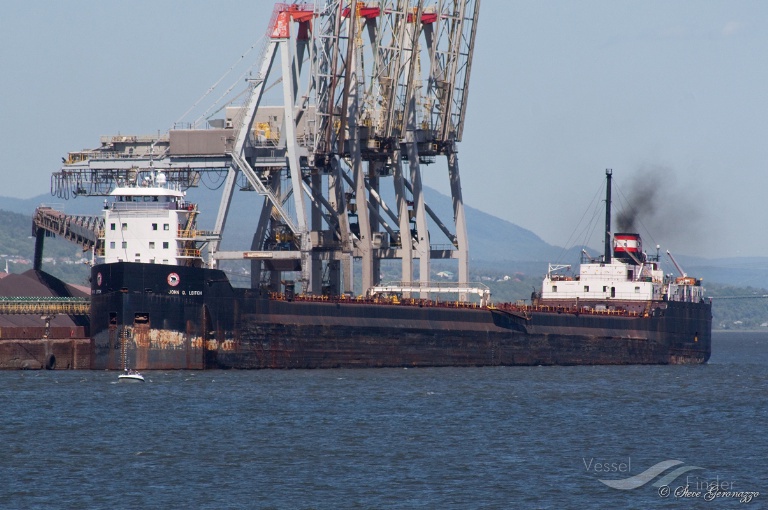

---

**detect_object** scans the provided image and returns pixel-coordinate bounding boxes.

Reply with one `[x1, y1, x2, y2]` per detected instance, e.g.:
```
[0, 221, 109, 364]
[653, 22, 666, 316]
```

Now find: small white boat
[117, 327, 144, 382]
[118, 369, 145, 383]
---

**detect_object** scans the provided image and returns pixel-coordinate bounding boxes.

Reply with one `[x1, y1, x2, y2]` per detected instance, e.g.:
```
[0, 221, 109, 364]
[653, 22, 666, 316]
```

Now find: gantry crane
[39, 0, 481, 299]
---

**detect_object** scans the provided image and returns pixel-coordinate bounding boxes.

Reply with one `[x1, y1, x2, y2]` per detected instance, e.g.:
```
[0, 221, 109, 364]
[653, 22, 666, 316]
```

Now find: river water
[1, 332, 765, 509]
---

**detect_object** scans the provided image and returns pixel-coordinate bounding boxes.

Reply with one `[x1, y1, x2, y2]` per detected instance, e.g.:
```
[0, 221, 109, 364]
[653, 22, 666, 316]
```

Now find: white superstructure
[98, 173, 206, 267]
[541, 233, 704, 304]
[538, 170, 705, 308]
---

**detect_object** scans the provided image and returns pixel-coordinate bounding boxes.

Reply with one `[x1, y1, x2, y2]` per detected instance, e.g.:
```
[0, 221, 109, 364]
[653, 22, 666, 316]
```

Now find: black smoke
[612, 165, 706, 250]
[615, 173, 659, 233]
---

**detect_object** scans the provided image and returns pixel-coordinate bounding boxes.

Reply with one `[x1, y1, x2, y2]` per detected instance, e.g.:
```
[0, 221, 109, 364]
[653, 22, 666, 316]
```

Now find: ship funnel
[613, 233, 642, 262]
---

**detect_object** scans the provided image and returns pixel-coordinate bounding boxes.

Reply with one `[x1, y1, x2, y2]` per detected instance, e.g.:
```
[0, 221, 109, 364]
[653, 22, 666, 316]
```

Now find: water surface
[1, 332, 765, 508]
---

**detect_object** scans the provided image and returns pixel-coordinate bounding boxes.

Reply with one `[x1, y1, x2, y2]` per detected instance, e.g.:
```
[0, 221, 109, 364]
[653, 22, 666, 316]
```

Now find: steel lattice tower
[45, 0, 481, 299]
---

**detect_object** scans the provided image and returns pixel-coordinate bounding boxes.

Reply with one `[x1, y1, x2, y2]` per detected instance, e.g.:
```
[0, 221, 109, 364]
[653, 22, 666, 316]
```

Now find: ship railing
[111, 202, 178, 212]
[264, 291, 649, 318]
[250, 136, 281, 148]
[370, 280, 489, 290]
[494, 301, 644, 318]
[176, 201, 196, 211]
[65, 151, 93, 165]
[81, 150, 166, 161]
[176, 248, 201, 258]
[543, 290, 658, 301]
[369, 281, 491, 307]
[268, 292, 488, 309]
[429, 243, 456, 251]
[177, 229, 216, 239]
[100, 134, 169, 144]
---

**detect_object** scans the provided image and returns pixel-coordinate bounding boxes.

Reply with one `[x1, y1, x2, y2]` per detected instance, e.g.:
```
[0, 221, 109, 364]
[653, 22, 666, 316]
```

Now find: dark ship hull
[90, 262, 711, 370]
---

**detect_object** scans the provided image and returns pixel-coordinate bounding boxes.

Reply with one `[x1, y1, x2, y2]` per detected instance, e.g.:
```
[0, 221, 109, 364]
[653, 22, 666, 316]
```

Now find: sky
[1, 0, 767, 259]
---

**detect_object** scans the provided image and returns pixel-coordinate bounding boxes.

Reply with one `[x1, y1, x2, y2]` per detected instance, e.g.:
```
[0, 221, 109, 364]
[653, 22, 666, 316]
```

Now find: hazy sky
[1, 1, 766, 258]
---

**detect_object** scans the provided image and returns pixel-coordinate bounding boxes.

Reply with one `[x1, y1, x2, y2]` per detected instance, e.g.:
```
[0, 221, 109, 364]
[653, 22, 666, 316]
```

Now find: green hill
[0, 209, 91, 286]
[3, 190, 768, 331]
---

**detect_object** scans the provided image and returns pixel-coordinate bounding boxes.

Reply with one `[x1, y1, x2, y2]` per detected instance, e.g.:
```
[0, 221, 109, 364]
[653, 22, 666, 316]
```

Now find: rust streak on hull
[88, 262, 711, 370]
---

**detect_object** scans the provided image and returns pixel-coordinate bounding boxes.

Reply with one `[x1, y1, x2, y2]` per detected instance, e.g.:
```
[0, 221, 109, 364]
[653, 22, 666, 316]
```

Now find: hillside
[4, 188, 768, 330]
[2, 186, 563, 260]
[0, 209, 91, 285]
[7, 187, 767, 286]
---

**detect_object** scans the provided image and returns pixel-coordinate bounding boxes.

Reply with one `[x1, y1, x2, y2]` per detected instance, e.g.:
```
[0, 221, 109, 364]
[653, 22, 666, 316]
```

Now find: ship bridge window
[152, 223, 158, 231]
[110, 223, 116, 231]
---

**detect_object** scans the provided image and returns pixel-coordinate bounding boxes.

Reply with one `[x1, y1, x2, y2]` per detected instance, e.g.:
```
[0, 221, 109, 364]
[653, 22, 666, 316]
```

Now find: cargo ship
[87, 169, 711, 369]
[32, 2, 709, 369]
